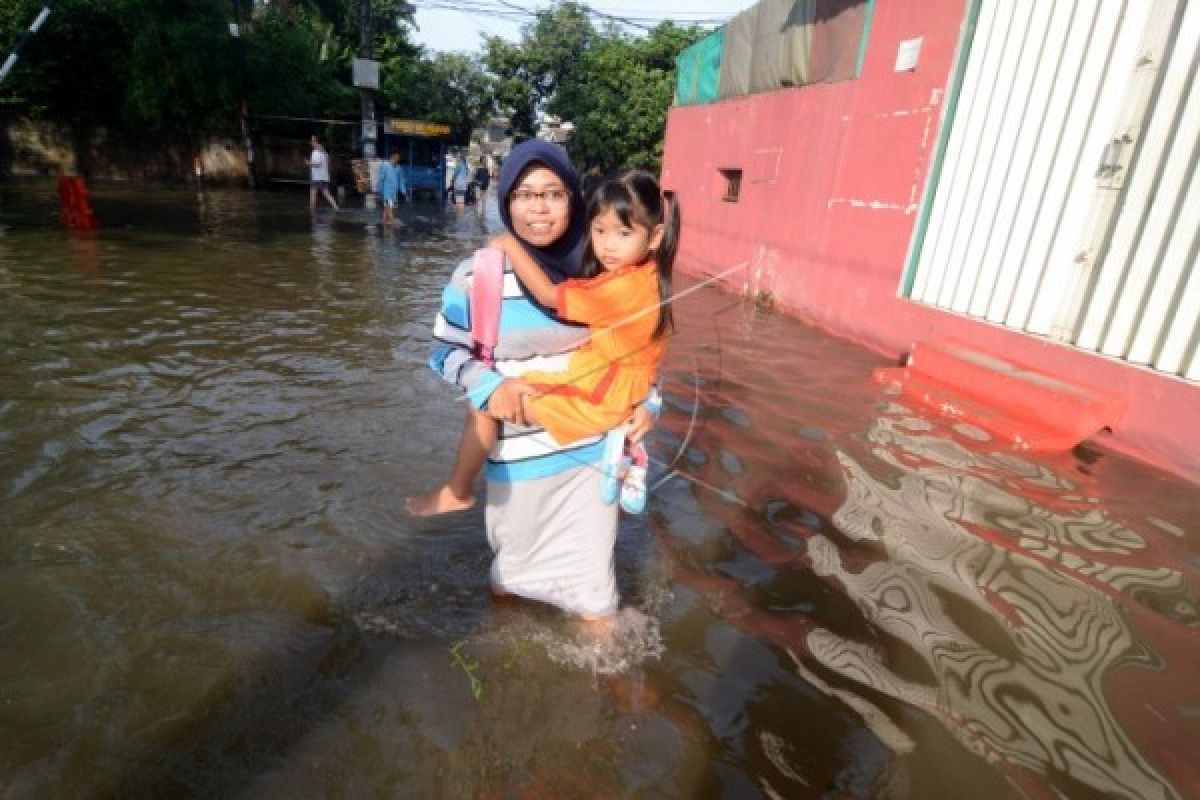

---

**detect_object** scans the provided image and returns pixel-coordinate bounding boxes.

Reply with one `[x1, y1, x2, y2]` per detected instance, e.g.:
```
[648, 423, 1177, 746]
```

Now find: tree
[407, 53, 492, 143]
[563, 22, 704, 170]
[119, 0, 241, 140]
[242, 7, 358, 119]
[482, 2, 594, 139]
[482, 37, 537, 137]
[1, 0, 248, 169]
[0, 0, 432, 158]
[485, 12, 705, 171]
[0, 0, 496, 175]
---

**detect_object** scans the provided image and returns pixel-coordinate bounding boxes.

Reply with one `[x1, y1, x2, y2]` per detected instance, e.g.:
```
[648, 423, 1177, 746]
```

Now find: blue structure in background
[378, 118, 456, 201]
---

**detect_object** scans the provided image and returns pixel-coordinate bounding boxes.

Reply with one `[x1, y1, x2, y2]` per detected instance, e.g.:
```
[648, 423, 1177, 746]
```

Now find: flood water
[1, 181, 1197, 799]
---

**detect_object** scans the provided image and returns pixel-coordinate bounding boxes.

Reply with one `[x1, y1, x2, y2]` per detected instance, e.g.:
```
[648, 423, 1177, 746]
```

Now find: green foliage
[559, 21, 706, 171]
[0, 0, 703, 172]
[482, 2, 593, 139]
[2, 0, 245, 144]
[482, 36, 537, 136]
[520, 1, 594, 100]
[119, 0, 241, 136]
[424, 53, 493, 142]
[242, 9, 358, 118]
[2, 0, 133, 128]
[283, 0, 414, 51]
[0, 0, 484, 155]
[568, 22, 700, 170]
[483, 9, 707, 172]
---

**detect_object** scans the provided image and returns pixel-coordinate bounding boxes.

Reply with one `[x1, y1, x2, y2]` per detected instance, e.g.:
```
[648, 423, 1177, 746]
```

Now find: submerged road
[1, 180, 1196, 799]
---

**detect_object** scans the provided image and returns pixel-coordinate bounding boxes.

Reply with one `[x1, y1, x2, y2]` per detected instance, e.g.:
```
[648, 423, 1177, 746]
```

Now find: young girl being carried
[406, 169, 679, 516]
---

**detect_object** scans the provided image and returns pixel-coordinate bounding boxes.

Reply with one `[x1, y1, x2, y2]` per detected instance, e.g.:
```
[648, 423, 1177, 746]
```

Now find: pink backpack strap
[470, 248, 505, 368]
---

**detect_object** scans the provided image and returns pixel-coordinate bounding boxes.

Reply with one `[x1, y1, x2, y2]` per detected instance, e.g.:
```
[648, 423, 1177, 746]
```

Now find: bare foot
[404, 486, 475, 516]
[579, 613, 617, 640]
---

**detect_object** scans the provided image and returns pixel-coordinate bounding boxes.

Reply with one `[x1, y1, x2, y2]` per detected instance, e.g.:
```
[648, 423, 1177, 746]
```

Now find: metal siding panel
[1187, 332, 1200, 380]
[1153, 58, 1199, 378]
[986, 1, 1100, 323]
[1101, 4, 1200, 359]
[968, 0, 1078, 317]
[906, 0, 1196, 383]
[1048, 2, 1178, 342]
[1129, 82, 1199, 364]
[1028, 0, 1152, 336]
[1077, 0, 1200, 352]
[945, 2, 1040, 312]
[913, 0, 1010, 305]
[1004, 1, 1126, 331]
[1151, 174, 1199, 374]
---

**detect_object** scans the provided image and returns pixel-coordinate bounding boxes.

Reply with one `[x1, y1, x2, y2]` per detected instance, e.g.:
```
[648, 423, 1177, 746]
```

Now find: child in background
[406, 169, 679, 516]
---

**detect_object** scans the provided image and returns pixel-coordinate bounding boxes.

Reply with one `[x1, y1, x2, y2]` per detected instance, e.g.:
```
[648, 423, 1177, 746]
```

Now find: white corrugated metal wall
[906, 0, 1198, 381]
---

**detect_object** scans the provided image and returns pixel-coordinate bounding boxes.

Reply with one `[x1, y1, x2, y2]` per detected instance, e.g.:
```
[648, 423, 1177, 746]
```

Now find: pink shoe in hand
[620, 442, 648, 514]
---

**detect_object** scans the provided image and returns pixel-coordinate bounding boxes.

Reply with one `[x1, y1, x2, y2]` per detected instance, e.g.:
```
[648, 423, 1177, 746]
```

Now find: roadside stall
[378, 117, 453, 202]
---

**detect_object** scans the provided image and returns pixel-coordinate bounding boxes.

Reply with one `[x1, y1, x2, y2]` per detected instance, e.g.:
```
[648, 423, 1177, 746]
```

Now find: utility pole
[353, 0, 381, 208]
[358, 0, 376, 161]
[231, 1, 255, 188]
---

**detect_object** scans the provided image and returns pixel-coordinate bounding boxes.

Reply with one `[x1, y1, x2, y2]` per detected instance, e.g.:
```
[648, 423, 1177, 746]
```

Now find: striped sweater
[429, 253, 606, 482]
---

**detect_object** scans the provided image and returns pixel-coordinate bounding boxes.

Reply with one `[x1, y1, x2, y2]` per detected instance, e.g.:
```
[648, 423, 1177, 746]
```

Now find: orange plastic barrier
[57, 175, 97, 229]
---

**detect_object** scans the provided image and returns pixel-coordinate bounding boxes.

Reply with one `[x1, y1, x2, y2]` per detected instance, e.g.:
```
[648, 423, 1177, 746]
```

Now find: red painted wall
[661, 0, 1200, 482]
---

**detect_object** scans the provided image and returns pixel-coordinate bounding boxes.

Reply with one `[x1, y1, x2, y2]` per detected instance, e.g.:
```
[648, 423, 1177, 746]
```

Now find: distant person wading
[307, 135, 339, 211]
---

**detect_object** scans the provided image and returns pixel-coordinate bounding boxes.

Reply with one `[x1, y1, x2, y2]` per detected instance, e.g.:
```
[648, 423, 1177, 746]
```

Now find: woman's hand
[486, 378, 533, 425]
[625, 403, 655, 443]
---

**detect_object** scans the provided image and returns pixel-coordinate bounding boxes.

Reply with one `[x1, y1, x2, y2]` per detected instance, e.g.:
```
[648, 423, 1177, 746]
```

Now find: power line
[412, 0, 735, 30]
[490, 0, 652, 31]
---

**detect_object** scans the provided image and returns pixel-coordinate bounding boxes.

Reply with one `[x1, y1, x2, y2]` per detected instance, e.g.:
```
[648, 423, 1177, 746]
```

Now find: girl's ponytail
[653, 190, 680, 339]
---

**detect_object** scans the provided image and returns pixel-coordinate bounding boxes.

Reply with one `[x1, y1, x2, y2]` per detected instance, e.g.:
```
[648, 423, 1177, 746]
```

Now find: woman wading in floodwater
[417, 141, 655, 632]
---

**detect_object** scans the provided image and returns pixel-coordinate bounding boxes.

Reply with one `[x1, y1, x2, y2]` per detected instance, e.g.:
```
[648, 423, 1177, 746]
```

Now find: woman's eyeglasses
[511, 189, 570, 207]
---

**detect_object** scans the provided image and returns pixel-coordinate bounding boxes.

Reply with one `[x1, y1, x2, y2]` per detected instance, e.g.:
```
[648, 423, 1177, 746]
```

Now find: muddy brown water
[1, 180, 1196, 799]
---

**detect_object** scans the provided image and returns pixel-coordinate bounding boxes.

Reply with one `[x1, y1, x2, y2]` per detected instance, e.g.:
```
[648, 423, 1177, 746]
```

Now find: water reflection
[656, 295, 1196, 800]
[67, 230, 102, 284]
[309, 212, 335, 270]
[817, 415, 1183, 800]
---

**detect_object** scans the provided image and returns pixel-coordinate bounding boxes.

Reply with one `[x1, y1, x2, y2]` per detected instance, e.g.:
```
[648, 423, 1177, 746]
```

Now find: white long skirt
[485, 465, 619, 617]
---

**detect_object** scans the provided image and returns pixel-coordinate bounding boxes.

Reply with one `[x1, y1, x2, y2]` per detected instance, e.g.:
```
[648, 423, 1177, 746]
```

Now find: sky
[410, 0, 760, 54]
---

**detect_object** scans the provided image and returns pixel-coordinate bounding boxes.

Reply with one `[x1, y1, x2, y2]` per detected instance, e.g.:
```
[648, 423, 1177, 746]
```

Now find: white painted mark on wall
[920, 112, 935, 149]
[862, 104, 937, 121]
[827, 198, 920, 214]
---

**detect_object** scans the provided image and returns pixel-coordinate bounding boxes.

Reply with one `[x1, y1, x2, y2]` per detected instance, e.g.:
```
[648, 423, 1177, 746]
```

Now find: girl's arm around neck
[491, 234, 559, 308]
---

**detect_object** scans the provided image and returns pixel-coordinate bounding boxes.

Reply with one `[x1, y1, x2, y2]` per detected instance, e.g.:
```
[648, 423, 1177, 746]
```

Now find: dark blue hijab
[497, 140, 588, 284]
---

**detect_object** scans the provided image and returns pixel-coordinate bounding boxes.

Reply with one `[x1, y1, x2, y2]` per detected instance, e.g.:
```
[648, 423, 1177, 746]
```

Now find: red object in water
[57, 175, 98, 230]
[874, 340, 1128, 451]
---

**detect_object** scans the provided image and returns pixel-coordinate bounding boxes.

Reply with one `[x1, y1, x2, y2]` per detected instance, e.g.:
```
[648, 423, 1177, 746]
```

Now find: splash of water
[535, 607, 665, 676]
